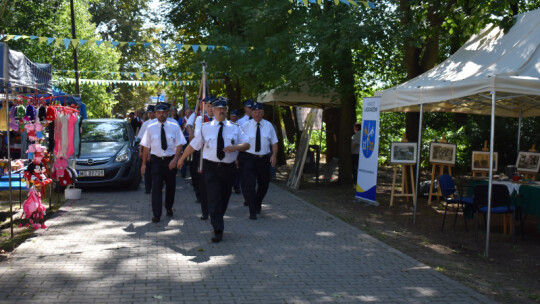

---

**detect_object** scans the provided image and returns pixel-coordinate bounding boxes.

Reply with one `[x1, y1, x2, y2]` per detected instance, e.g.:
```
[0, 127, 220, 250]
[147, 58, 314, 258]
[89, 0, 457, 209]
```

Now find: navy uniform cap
[203, 95, 216, 103]
[155, 103, 169, 111]
[212, 96, 228, 108]
[251, 102, 264, 110]
[243, 98, 254, 108]
[230, 109, 240, 116]
[147, 105, 155, 112]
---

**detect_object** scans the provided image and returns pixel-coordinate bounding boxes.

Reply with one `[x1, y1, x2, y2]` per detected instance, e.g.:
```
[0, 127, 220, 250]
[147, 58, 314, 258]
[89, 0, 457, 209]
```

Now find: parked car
[75, 119, 141, 189]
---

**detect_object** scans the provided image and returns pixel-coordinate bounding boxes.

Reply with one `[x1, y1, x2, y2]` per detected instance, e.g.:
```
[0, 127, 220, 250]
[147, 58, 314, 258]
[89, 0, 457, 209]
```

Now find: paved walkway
[0, 177, 494, 303]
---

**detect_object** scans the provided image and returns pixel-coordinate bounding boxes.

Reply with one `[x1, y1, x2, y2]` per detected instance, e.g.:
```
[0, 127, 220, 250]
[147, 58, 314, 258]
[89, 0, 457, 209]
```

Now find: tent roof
[375, 8, 540, 118]
[257, 82, 340, 108]
[0, 43, 52, 94]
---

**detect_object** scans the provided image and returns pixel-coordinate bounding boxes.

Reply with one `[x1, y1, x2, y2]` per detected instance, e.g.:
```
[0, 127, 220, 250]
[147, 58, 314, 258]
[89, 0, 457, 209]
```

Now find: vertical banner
[356, 97, 380, 204]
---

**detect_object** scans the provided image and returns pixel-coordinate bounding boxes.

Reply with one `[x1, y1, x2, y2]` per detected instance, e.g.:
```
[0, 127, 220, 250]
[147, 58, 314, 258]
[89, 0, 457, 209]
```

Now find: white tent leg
[486, 91, 496, 257]
[413, 104, 424, 224]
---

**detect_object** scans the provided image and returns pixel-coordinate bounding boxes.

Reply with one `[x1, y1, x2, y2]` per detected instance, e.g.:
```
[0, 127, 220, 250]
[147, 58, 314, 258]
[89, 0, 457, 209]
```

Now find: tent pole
[486, 91, 496, 257]
[517, 109, 522, 154]
[413, 104, 424, 224]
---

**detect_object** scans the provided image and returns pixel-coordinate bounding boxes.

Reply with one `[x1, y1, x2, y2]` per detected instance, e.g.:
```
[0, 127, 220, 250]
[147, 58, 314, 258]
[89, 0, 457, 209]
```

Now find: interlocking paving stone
[0, 176, 494, 303]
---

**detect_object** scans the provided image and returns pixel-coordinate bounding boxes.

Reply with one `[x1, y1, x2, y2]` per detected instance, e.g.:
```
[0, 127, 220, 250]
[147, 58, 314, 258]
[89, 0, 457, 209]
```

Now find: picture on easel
[516, 151, 540, 173]
[429, 142, 456, 165]
[390, 142, 417, 164]
[472, 151, 498, 171]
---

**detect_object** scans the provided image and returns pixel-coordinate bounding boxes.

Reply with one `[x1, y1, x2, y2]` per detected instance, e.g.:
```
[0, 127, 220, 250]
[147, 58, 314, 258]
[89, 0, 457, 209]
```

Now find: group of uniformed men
[138, 97, 278, 243]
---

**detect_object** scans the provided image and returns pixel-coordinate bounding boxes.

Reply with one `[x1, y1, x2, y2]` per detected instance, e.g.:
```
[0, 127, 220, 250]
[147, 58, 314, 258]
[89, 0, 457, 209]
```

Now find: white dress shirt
[140, 120, 186, 157]
[189, 120, 249, 163]
[194, 114, 213, 138]
[186, 112, 196, 127]
[236, 114, 250, 126]
[138, 118, 178, 139]
[240, 119, 278, 155]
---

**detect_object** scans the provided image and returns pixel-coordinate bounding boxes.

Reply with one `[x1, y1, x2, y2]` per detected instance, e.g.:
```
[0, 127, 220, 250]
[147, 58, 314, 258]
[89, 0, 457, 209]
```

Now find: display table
[0, 173, 24, 190]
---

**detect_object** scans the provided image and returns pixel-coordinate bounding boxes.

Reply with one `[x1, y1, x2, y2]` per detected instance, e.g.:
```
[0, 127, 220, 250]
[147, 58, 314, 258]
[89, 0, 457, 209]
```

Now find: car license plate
[78, 170, 105, 177]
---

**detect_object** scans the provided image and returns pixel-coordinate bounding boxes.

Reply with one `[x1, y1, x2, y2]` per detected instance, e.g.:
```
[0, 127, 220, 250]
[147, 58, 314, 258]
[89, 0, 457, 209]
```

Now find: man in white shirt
[140, 103, 186, 223]
[236, 98, 254, 126]
[239, 102, 278, 219]
[177, 97, 250, 243]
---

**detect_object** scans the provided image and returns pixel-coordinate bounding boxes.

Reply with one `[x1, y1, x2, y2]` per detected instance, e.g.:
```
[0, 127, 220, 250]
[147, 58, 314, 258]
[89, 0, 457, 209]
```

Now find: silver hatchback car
[75, 119, 141, 189]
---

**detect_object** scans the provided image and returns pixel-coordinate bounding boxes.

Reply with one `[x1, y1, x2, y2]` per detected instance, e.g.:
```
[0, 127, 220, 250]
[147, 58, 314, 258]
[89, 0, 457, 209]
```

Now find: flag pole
[197, 61, 207, 173]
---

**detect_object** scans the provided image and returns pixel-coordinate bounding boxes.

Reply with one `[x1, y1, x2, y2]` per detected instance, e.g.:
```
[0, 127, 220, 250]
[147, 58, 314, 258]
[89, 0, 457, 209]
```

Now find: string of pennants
[56, 78, 225, 87]
[292, 0, 375, 8]
[53, 69, 218, 79]
[0, 34, 238, 52]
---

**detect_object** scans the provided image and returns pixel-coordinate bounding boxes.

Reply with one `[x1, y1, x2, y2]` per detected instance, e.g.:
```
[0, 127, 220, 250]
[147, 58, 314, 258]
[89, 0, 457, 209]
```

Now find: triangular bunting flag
[144, 42, 152, 48]
[208, 45, 215, 51]
[111, 41, 120, 48]
[160, 43, 167, 49]
[79, 39, 88, 46]
[128, 42, 136, 47]
[63, 38, 71, 50]
[340, 0, 351, 6]
[13, 35, 22, 40]
[120, 42, 127, 48]
[71, 39, 80, 48]
[200, 45, 208, 52]
[176, 44, 183, 50]
[30, 35, 38, 40]
[182, 44, 191, 51]
[47, 37, 55, 45]
[192, 45, 199, 53]
[96, 40, 104, 47]
[39, 37, 47, 43]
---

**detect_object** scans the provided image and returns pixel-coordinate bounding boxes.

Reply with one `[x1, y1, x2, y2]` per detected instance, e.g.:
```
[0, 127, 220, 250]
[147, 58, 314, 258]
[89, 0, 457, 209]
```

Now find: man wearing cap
[236, 98, 254, 126]
[186, 96, 215, 208]
[229, 109, 240, 124]
[138, 105, 156, 194]
[177, 97, 250, 243]
[239, 102, 278, 220]
[140, 103, 186, 223]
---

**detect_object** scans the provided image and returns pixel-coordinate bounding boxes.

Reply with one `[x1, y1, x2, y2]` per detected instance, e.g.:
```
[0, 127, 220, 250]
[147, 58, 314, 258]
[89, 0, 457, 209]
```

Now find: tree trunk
[282, 106, 296, 143]
[272, 107, 287, 166]
[323, 107, 339, 162]
[336, 47, 357, 185]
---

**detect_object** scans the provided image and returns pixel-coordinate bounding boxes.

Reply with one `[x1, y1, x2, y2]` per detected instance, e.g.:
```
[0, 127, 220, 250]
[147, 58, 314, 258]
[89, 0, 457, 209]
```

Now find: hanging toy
[45, 106, 57, 121]
[26, 144, 36, 160]
[16, 105, 26, 119]
[25, 122, 37, 141]
[33, 144, 46, 163]
[51, 157, 67, 179]
[25, 105, 36, 122]
[35, 122, 44, 140]
[37, 106, 47, 123]
[30, 163, 52, 187]
[9, 106, 19, 131]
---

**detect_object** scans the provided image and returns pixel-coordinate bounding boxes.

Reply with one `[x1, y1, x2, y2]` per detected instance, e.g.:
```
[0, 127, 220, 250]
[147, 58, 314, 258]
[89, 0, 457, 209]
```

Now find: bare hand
[141, 164, 146, 176]
[177, 158, 184, 169]
[223, 145, 236, 153]
[169, 159, 177, 170]
[271, 155, 277, 167]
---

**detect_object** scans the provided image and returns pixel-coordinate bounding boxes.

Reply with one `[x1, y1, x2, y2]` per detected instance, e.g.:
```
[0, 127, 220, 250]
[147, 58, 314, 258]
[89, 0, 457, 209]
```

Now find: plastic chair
[439, 174, 473, 231]
[473, 184, 517, 242]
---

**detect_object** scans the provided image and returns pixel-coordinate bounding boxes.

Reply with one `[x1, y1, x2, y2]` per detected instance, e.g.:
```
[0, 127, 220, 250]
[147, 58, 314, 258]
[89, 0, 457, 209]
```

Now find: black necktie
[255, 122, 261, 152]
[217, 122, 225, 160]
[161, 124, 167, 150]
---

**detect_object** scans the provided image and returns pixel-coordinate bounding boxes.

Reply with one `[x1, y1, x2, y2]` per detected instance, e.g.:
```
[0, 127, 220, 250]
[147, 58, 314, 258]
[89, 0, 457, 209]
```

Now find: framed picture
[390, 142, 417, 164]
[471, 151, 498, 171]
[516, 151, 540, 173]
[429, 142, 457, 165]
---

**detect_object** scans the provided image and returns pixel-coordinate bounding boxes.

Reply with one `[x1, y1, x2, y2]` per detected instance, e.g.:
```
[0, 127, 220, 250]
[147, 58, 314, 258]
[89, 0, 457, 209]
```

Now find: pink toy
[35, 122, 44, 139]
[21, 188, 47, 230]
[25, 122, 37, 141]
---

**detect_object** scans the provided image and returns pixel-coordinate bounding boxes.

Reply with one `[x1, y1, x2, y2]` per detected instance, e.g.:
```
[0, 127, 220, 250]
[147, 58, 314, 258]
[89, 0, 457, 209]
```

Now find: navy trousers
[239, 152, 271, 216]
[150, 155, 177, 218]
[203, 160, 236, 233]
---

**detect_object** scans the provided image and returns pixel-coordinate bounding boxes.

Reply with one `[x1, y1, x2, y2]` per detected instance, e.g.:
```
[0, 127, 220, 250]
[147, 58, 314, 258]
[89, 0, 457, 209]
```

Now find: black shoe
[249, 214, 257, 220]
[151, 217, 160, 223]
[166, 210, 173, 217]
[243, 201, 248, 206]
[200, 215, 208, 220]
[211, 232, 223, 243]
[145, 190, 151, 194]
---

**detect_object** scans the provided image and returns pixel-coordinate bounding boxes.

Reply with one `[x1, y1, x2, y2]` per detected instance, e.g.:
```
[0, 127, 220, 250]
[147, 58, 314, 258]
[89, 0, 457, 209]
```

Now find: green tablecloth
[467, 180, 540, 231]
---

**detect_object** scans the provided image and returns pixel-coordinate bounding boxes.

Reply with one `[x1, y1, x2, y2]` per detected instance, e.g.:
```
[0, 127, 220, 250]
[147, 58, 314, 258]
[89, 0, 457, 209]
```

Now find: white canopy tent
[375, 8, 540, 256]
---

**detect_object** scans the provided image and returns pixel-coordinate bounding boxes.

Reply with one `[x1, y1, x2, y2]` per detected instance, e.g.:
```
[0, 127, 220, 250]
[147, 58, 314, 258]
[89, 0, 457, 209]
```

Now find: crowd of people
[131, 97, 278, 243]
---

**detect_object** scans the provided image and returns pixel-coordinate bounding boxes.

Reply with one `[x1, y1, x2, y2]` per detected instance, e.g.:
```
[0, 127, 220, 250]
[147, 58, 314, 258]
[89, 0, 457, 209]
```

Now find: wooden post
[390, 134, 416, 206]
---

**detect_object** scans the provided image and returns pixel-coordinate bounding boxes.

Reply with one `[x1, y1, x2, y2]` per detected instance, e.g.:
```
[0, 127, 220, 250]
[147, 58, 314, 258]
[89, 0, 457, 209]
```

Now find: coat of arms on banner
[362, 120, 376, 158]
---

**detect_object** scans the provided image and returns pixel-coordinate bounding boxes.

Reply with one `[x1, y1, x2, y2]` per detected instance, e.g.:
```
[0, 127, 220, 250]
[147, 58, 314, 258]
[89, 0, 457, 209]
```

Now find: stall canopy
[0, 43, 52, 94]
[376, 8, 540, 117]
[257, 82, 340, 108]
